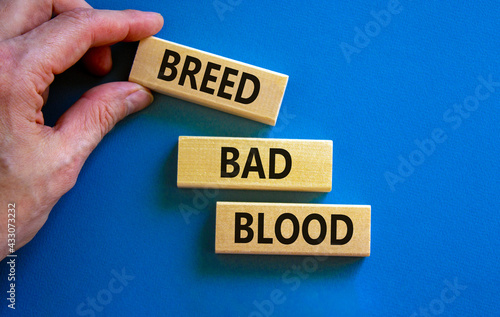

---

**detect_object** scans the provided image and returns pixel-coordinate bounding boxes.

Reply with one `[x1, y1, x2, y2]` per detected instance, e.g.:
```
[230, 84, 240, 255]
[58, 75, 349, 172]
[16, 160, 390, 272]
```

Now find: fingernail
[125, 87, 154, 115]
[146, 11, 164, 19]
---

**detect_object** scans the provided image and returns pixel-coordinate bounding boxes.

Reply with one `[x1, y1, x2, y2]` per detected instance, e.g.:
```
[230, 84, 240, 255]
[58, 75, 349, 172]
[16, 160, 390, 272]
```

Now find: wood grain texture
[177, 136, 332, 192]
[215, 202, 370, 256]
[129, 37, 288, 125]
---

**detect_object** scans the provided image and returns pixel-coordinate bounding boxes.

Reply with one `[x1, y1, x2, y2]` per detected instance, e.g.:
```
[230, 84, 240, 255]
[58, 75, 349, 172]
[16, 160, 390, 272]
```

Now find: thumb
[55, 81, 154, 160]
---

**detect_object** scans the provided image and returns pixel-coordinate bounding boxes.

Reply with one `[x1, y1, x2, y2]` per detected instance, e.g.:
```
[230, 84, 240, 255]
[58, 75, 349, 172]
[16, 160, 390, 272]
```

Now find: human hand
[0, 0, 163, 260]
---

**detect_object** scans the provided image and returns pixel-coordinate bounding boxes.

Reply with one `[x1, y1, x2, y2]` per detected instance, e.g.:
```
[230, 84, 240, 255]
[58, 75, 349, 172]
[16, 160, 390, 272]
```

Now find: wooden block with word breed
[215, 202, 370, 256]
[177, 136, 332, 192]
[129, 37, 288, 125]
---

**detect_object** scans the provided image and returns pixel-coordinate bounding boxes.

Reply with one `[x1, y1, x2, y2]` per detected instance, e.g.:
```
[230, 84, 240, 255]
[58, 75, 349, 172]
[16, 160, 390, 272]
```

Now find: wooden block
[129, 36, 288, 125]
[177, 136, 332, 192]
[215, 202, 370, 256]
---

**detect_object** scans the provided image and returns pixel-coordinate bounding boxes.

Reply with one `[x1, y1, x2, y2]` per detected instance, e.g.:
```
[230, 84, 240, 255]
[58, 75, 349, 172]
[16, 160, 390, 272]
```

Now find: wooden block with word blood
[215, 202, 370, 256]
[177, 136, 332, 192]
[129, 37, 288, 125]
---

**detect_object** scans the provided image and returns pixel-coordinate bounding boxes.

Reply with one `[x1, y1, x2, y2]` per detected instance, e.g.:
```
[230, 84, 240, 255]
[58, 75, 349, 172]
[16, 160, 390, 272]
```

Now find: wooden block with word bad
[177, 136, 332, 192]
[129, 37, 288, 125]
[215, 202, 370, 256]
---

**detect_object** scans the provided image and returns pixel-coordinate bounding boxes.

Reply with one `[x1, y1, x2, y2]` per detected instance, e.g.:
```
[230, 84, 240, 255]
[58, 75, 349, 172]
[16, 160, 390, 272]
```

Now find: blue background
[1, 1, 499, 316]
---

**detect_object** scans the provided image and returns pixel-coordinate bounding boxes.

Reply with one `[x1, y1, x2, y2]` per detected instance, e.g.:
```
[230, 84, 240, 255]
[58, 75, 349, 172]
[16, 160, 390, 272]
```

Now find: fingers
[20, 8, 163, 82]
[0, 0, 91, 41]
[83, 46, 113, 76]
[52, 0, 92, 13]
[35, 110, 45, 125]
[54, 82, 154, 160]
[0, 0, 112, 77]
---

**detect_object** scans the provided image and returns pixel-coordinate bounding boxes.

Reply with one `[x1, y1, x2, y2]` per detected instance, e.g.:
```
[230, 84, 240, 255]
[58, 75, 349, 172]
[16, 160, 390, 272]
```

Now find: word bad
[221, 147, 291, 179]
[177, 136, 332, 192]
